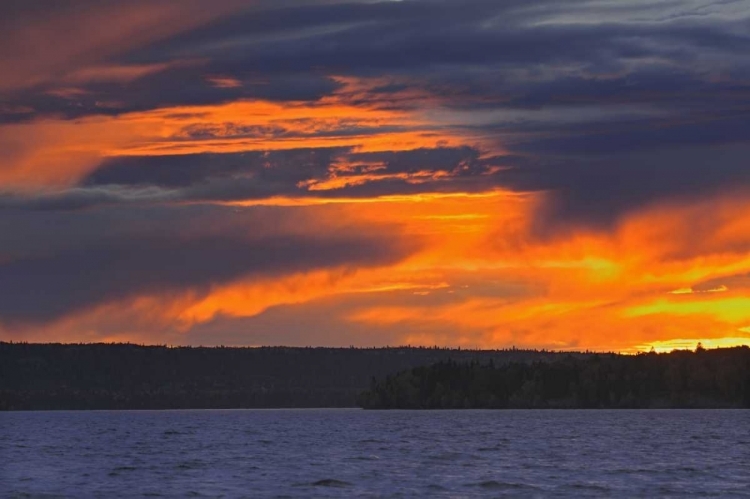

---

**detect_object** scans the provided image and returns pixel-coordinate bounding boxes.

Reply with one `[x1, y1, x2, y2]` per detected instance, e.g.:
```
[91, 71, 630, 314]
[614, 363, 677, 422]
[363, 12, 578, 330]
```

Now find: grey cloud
[134, 1, 750, 77]
[6, 0, 749, 121]
[346, 147, 485, 175]
[0, 70, 341, 123]
[0, 203, 416, 324]
[501, 143, 750, 232]
[84, 148, 343, 189]
[76, 146, 502, 204]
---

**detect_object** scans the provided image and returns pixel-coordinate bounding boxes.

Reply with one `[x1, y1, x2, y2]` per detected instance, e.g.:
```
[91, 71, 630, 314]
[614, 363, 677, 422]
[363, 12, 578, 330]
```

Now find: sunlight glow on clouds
[2, 0, 750, 352]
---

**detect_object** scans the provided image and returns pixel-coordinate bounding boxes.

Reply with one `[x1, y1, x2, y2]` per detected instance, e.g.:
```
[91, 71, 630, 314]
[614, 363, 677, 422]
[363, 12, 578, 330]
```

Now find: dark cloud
[501, 143, 750, 232]
[347, 147, 484, 175]
[0, 188, 131, 211]
[6, 0, 749, 121]
[0, 234, 396, 323]
[130, 0, 750, 79]
[0, 204, 415, 324]
[0, 70, 341, 123]
[503, 110, 750, 157]
[84, 148, 342, 189]
[73, 146, 500, 205]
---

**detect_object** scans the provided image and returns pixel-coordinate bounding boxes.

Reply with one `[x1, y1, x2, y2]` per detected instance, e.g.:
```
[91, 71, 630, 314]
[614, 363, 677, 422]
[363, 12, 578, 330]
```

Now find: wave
[310, 479, 352, 487]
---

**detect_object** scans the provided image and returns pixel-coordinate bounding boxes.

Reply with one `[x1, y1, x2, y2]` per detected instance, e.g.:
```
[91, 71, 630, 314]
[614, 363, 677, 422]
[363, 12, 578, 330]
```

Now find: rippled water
[1, 409, 748, 498]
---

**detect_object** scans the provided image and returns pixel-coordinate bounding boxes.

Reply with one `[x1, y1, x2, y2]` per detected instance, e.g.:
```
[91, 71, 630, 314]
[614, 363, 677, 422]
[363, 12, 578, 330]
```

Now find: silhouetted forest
[357, 347, 750, 409]
[0, 342, 567, 410]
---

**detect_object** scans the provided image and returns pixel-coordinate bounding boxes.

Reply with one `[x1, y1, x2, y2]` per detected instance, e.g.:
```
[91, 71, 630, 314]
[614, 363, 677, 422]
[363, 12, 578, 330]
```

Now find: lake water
[1, 409, 748, 497]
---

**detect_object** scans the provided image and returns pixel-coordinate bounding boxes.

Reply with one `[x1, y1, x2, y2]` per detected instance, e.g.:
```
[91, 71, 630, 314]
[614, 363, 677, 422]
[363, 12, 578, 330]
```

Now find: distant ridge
[0, 342, 573, 410]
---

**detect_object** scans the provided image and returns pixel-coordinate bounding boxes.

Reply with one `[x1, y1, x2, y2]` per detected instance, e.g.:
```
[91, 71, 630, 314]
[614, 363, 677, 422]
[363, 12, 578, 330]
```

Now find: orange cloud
[4, 188, 750, 352]
[206, 76, 243, 89]
[0, 93, 473, 190]
[330, 191, 750, 352]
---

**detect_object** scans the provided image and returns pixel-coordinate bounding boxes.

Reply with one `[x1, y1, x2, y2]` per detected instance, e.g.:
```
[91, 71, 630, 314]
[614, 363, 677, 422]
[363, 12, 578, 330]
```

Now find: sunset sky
[2, 0, 750, 352]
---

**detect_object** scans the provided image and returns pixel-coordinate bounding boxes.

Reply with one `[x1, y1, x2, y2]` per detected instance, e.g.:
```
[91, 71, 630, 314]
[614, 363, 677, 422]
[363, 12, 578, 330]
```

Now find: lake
[1, 409, 748, 497]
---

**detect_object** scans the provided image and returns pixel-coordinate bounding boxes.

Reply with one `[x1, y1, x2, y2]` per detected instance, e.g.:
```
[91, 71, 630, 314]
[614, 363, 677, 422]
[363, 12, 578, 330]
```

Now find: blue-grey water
[1, 409, 748, 498]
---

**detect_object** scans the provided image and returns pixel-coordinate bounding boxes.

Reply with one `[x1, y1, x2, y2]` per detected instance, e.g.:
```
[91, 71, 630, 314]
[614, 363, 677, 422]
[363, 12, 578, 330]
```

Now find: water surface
[1, 409, 748, 497]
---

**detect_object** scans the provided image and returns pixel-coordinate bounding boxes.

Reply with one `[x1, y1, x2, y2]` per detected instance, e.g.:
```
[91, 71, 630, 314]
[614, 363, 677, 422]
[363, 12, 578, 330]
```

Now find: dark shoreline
[357, 347, 750, 410]
[3, 343, 748, 411]
[0, 342, 571, 411]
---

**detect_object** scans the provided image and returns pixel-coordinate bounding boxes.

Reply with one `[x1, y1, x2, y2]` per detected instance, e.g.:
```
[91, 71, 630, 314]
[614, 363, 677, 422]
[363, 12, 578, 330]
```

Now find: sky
[2, 0, 750, 352]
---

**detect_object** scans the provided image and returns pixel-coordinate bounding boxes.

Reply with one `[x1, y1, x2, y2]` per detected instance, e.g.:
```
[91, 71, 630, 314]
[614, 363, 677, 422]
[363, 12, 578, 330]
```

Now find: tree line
[357, 347, 750, 409]
[0, 342, 566, 410]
